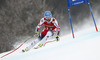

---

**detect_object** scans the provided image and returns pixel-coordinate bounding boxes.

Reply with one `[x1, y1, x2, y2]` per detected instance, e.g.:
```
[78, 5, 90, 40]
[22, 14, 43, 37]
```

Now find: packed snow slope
[0, 26, 100, 60]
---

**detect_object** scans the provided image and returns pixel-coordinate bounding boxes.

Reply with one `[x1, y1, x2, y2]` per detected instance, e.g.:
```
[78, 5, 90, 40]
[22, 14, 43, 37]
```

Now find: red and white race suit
[26, 17, 60, 50]
[37, 17, 60, 36]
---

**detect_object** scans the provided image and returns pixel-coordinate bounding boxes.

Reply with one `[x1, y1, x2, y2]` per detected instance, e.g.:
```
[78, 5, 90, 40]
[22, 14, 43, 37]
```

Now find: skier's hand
[56, 35, 59, 41]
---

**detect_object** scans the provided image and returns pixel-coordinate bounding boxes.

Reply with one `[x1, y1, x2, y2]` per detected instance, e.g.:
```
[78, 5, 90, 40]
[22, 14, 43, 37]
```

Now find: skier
[22, 11, 60, 52]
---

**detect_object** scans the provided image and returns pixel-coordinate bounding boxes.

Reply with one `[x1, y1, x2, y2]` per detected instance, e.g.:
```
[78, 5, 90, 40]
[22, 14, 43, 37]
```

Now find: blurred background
[0, 0, 100, 53]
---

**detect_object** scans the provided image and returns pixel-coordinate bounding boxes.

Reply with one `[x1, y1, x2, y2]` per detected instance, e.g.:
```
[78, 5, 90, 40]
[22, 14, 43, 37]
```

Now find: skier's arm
[54, 19, 60, 36]
[35, 18, 44, 33]
[54, 19, 60, 41]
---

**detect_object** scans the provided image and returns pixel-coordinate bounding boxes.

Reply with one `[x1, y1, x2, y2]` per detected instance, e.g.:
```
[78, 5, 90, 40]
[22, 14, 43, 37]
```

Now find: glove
[34, 27, 39, 37]
[34, 32, 39, 37]
[56, 35, 60, 41]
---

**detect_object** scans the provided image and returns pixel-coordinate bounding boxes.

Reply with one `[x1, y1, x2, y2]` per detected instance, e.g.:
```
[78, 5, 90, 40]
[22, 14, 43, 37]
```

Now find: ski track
[0, 27, 100, 60]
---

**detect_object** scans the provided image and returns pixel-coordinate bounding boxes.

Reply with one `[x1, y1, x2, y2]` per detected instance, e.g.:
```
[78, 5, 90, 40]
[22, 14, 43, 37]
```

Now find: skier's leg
[27, 39, 39, 50]
[23, 34, 45, 52]
[38, 31, 53, 47]
[23, 38, 40, 52]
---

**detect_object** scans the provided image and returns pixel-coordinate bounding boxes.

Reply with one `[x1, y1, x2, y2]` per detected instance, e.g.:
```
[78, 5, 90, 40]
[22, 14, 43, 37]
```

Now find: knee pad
[46, 31, 54, 37]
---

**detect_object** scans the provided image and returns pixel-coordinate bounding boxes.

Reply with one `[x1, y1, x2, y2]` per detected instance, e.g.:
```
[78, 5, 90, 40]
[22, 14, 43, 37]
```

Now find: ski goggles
[44, 15, 52, 19]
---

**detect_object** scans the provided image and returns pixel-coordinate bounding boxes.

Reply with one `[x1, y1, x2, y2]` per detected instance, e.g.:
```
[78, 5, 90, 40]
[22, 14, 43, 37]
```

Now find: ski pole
[1, 35, 35, 58]
[43, 40, 57, 46]
[34, 39, 57, 49]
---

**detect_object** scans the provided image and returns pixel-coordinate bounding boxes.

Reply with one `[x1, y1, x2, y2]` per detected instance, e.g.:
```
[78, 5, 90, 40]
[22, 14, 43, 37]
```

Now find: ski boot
[22, 47, 29, 52]
[34, 43, 43, 49]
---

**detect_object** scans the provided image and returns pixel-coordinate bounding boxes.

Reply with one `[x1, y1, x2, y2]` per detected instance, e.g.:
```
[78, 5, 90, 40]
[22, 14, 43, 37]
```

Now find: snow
[0, 26, 100, 60]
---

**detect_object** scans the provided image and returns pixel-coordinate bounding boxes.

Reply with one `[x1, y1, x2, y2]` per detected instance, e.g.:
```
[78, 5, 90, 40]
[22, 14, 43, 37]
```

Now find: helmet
[44, 11, 52, 19]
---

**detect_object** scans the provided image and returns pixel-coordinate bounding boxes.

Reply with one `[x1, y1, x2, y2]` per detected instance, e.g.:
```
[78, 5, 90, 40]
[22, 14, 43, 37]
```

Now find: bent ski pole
[1, 36, 35, 58]
[43, 40, 57, 46]
[34, 40, 57, 49]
